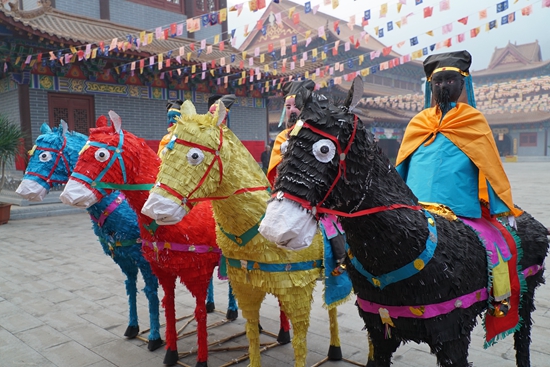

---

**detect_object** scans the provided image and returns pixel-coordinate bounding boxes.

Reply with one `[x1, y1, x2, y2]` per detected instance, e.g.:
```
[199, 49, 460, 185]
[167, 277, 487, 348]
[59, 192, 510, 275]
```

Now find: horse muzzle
[142, 193, 187, 225]
[259, 198, 318, 250]
[60, 180, 98, 208]
[16, 179, 48, 202]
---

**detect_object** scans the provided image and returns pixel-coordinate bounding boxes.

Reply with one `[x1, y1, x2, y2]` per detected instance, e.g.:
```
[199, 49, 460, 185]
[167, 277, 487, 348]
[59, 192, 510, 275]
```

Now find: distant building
[471, 41, 550, 157]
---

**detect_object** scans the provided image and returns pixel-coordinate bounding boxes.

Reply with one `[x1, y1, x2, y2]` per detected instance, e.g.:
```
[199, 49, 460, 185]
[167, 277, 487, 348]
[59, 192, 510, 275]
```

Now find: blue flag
[387, 21, 393, 31]
[378, 28, 384, 37]
[497, 0, 508, 13]
[410, 36, 418, 46]
[305, 1, 311, 13]
[364, 10, 371, 20]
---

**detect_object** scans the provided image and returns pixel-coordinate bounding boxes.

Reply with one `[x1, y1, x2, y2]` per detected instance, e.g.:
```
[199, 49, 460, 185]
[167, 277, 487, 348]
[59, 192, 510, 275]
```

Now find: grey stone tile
[89, 338, 159, 367]
[14, 324, 71, 351]
[40, 340, 104, 367]
[0, 311, 44, 333]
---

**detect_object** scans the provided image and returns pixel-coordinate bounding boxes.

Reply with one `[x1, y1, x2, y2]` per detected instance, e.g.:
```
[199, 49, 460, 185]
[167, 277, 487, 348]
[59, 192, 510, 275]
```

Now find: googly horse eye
[312, 139, 336, 163]
[38, 151, 52, 162]
[94, 148, 111, 162]
[186, 148, 205, 166]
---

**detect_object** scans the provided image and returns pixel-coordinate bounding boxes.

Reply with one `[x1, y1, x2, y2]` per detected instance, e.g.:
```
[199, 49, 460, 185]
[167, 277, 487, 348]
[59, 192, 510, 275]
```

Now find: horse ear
[294, 87, 312, 111]
[181, 100, 197, 117]
[96, 115, 108, 127]
[60, 119, 68, 136]
[215, 101, 227, 126]
[108, 110, 122, 133]
[344, 76, 364, 112]
[40, 123, 52, 134]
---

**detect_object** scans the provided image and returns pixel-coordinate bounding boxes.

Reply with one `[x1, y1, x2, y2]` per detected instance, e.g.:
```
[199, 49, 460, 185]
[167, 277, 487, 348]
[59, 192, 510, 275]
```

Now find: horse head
[142, 99, 232, 224]
[261, 76, 415, 247]
[60, 111, 160, 208]
[16, 120, 87, 201]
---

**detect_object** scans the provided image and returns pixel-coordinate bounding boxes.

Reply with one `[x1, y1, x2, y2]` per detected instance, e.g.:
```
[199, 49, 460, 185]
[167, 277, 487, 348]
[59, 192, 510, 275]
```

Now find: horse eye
[39, 152, 52, 162]
[280, 141, 289, 155]
[312, 139, 336, 163]
[186, 148, 204, 166]
[94, 148, 111, 162]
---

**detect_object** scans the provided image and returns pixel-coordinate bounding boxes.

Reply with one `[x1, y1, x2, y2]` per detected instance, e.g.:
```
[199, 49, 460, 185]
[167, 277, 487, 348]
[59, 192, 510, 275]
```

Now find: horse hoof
[206, 302, 215, 313]
[195, 361, 208, 367]
[124, 325, 139, 339]
[258, 323, 263, 332]
[277, 328, 291, 345]
[226, 309, 238, 321]
[163, 348, 179, 366]
[148, 337, 163, 351]
[327, 345, 342, 360]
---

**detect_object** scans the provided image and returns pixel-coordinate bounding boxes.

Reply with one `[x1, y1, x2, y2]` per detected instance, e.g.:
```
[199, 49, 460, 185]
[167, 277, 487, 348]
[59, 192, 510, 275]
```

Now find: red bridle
[26, 137, 71, 187]
[155, 125, 268, 210]
[274, 117, 422, 219]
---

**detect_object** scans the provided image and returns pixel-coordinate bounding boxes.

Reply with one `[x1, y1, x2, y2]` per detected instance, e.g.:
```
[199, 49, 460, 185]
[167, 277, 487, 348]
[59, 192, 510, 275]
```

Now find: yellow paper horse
[142, 100, 344, 367]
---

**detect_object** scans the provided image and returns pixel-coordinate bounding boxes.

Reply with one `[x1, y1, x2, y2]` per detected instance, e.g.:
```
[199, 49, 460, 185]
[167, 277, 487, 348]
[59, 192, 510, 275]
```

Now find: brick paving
[0, 162, 549, 367]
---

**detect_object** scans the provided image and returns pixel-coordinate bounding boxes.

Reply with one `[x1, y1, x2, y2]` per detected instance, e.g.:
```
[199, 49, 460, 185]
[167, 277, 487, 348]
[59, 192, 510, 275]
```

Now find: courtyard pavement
[0, 162, 549, 367]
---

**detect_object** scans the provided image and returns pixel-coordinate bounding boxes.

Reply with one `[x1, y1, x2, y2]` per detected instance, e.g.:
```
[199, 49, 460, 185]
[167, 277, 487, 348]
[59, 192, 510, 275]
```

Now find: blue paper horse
[16, 120, 165, 350]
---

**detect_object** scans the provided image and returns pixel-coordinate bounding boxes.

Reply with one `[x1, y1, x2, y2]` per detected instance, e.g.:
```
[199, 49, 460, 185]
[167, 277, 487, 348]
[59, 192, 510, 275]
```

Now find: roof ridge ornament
[8, 0, 52, 19]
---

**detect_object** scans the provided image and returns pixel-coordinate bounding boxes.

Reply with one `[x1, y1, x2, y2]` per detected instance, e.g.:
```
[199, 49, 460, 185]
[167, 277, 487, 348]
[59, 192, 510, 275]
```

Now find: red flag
[292, 55, 297, 62]
[268, 43, 274, 53]
[190, 43, 195, 51]
[170, 23, 176, 35]
[256, 19, 263, 30]
[443, 38, 452, 47]
[292, 13, 300, 25]
[349, 36, 355, 44]
[282, 64, 286, 73]
[257, 0, 266, 9]
[470, 27, 480, 38]
[163, 29, 169, 40]
[521, 5, 532, 15]
[211, 60, 216, 68]
[139, 59, 145, 69]
[457, 33, 465, 43]
[332, 47, 338, 56]
[543, 0, 550, 8]
[362, 18, 369, 26]
[219, 41, 225, 51]
[382, 46, 392, 56]
[239, 60, 244, 68]
[166, 59, 171, 67]
[333, 21, 339, 32]
[37, 53, 42, 62]
[458, 16, 468, 25]
[423, 6, 433, 18]
[291, 44, 297, 53]
[355, 40, 360, 49]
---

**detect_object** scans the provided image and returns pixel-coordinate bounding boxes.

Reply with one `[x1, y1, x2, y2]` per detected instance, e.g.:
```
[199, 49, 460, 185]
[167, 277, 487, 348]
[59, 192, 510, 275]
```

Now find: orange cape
[267, 128, 292, 186]
[396, 103, 520, 217]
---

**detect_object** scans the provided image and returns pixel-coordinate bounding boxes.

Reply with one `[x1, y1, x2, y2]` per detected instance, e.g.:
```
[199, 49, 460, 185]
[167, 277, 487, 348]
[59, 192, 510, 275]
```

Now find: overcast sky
[227, 0, 550, 71]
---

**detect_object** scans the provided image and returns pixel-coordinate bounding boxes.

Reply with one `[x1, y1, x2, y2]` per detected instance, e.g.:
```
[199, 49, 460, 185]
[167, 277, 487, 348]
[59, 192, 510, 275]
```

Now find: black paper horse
[260, 78, 549, 367]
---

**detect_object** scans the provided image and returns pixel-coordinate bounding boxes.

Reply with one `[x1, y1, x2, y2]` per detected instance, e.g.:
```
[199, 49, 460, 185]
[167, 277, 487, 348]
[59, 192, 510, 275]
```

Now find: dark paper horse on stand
[260, 78, 549, 367]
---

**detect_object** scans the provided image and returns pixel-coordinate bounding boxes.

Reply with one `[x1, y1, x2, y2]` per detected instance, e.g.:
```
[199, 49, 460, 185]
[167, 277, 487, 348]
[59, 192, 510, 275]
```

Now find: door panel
[48, 94, 95, 134]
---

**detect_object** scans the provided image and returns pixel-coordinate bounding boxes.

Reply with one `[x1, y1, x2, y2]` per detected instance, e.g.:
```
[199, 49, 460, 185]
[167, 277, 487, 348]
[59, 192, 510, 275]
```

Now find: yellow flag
[260, 54, 265, 63]
[219, 8, 227, 22]
[361, 68, 370, 77]
[158, 54, 163, 63]
[374, 26, 379, 36]
[289, 7, 296, 18]
[396, 20, 402, 28]
[380, 3, 388, 16]
[242, 51, 247, 60]
[397, 3, 402, 13]
[332, 0, 339, 9]
[305, 30, 311, 38]
[305, 71, 309, 78]
[147, 33, 153, 44]
[210, 70, 215, 76]
[187, 52, 191, 61]
[214, 35, 220, 44]
[70, 46, 77, 54]
[191, 65, 196, 73]
[322, 52, 327, 60]
[311, 73, 316, 81]
[140, 31, 145, 43]
[273, 69, 278, 76]
[312, 49, 318, 57]
[264, 64, 269, 72]
[426, 30, 434, 36]
[359, 55, 364, 65]
[91, 48, 98, 59]
[242, 71, 246, 78]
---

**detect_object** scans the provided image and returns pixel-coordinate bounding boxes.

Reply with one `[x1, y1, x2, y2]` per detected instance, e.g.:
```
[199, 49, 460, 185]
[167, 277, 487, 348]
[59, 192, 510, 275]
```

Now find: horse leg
[514, 272, 543, 367]
[226, 281, 238, 321]
[431, 335, 471, 367]
[278, 282, 316, 367]
[156, 269, 179, 366]
[135, 253, 163, 351]
[366, 329, 400, 367]
[183, 276, 212, 367]
[113, 253, 140, 339]
[206, 278, 215, 313]
[327, 306, 342, 360]
[232, 282, 266, 367]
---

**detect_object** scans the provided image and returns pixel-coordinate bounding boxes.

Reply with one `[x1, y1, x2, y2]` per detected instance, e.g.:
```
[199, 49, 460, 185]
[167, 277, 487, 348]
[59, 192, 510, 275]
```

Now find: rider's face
[431, 71, 464, 105]
[285, 96, 301, 127]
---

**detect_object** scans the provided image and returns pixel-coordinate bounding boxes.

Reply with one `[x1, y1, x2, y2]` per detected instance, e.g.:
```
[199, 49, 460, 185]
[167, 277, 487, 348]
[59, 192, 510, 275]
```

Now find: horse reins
[155, 125, 269, 211]
[274, 116, 422, 219]
[26, 137, 71, 187]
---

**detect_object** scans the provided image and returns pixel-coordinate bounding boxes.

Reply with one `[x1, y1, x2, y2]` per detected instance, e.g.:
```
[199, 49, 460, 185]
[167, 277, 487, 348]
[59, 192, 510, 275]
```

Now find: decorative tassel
[424, 80, 432, 109]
